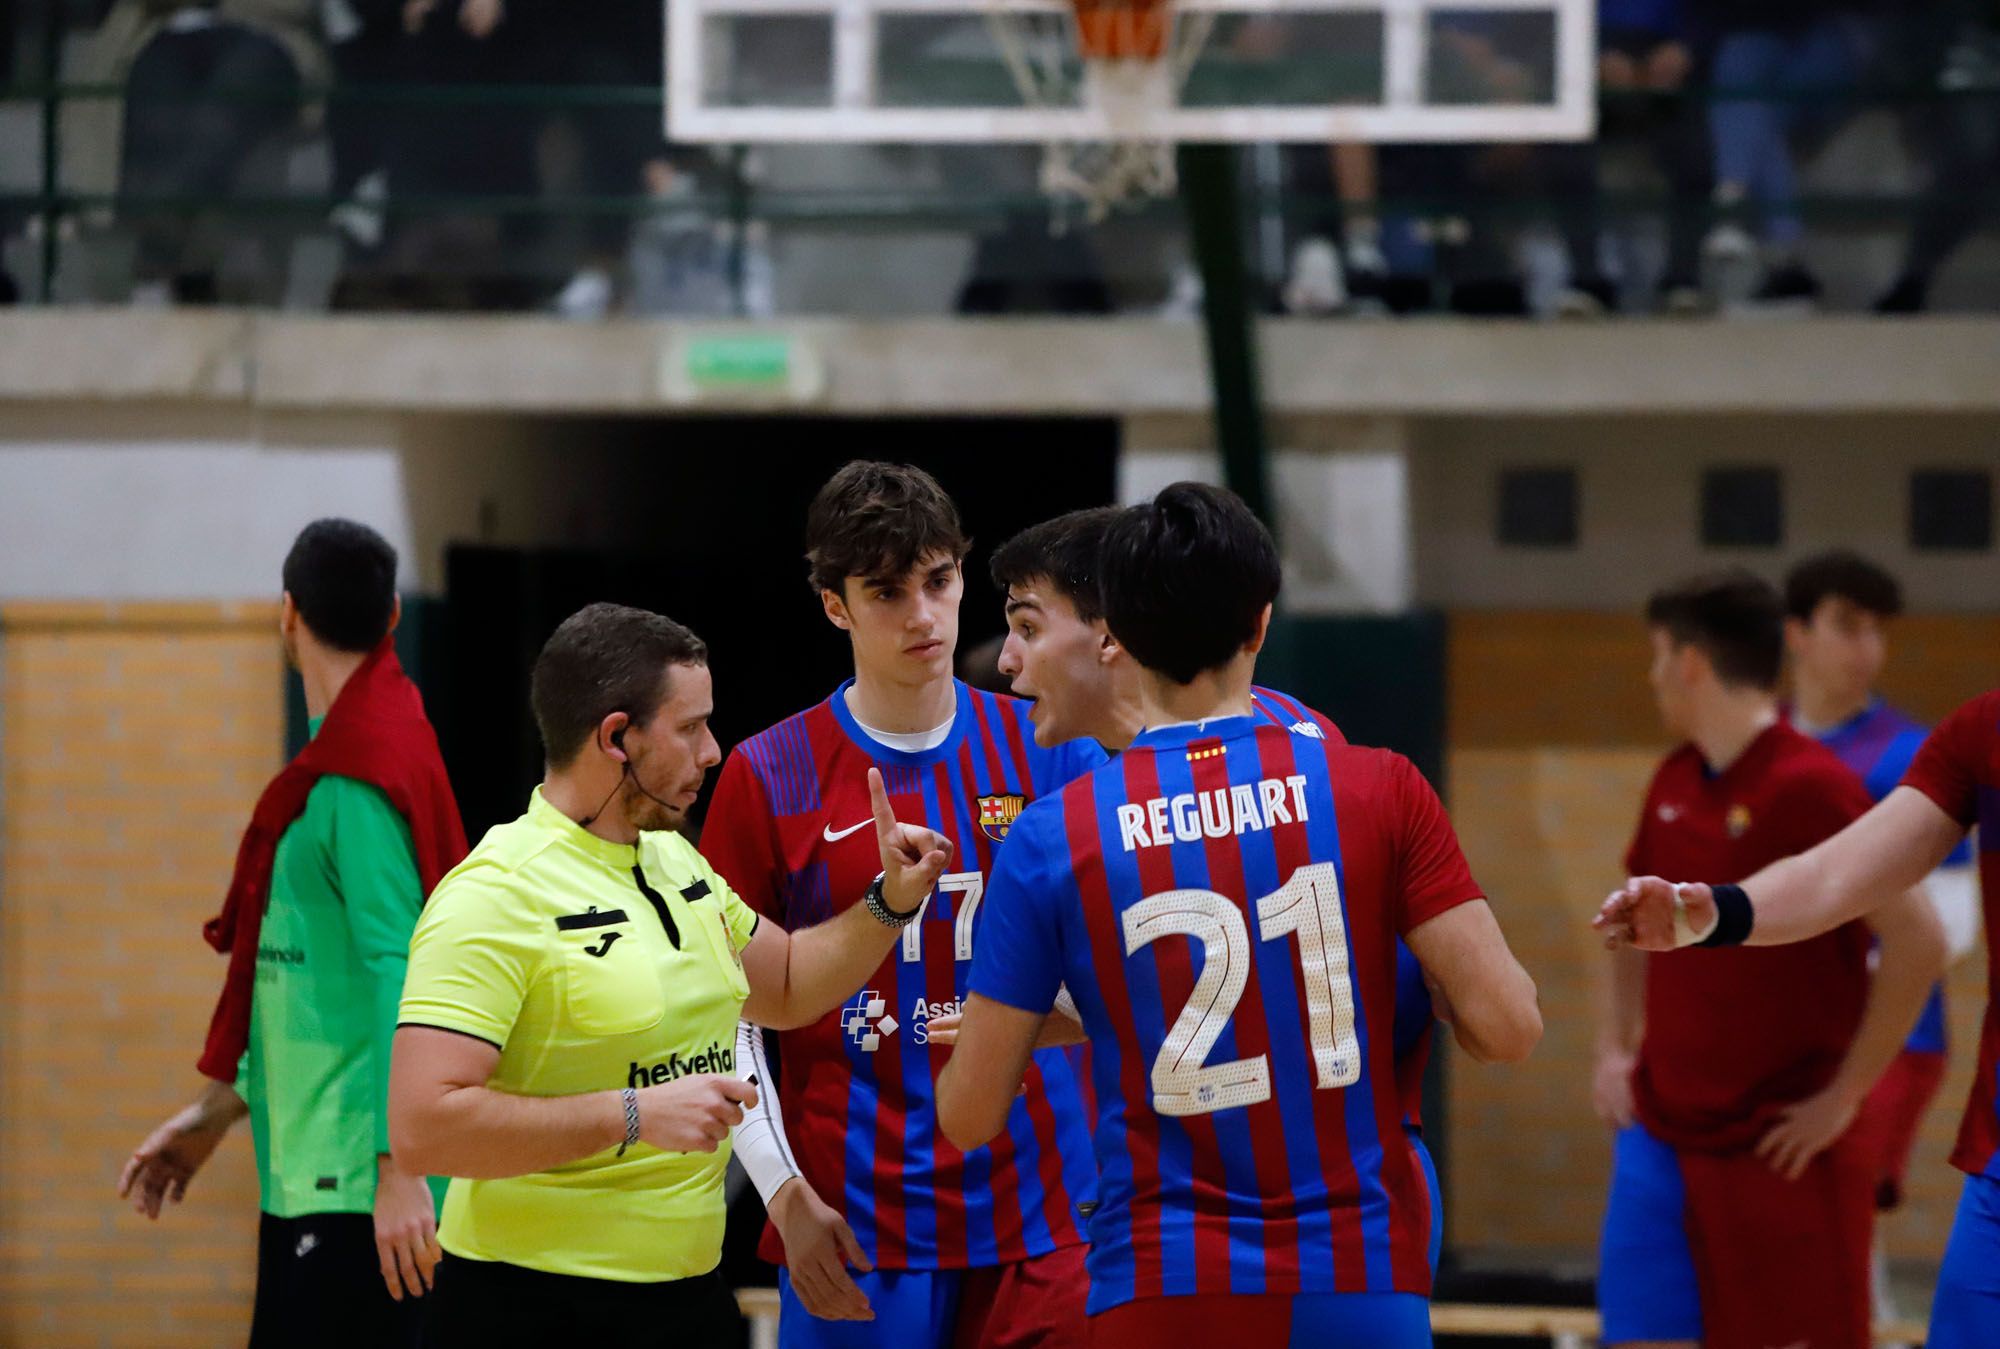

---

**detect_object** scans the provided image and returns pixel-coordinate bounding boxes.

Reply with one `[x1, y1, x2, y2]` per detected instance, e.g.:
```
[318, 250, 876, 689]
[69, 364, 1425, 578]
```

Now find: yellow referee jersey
[400, 787, 759, 1283]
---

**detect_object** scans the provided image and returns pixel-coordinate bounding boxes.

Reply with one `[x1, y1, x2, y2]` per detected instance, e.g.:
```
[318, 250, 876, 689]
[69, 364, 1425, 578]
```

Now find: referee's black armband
[1695, 883, 1755, 948]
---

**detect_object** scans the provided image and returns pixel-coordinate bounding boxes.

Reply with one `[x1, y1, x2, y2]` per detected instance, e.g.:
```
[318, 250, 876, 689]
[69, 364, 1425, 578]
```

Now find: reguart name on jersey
[1115, 774, 1310, 851]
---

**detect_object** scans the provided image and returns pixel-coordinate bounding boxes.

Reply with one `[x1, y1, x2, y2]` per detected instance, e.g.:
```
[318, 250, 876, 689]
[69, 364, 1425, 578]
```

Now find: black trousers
[249, 1212, 424, 1349]
[422, 1255, 745, 1349]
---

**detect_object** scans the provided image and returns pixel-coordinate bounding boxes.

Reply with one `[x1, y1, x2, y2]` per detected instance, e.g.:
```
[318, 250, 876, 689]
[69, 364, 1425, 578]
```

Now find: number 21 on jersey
[1122, 861, 1360, 1118]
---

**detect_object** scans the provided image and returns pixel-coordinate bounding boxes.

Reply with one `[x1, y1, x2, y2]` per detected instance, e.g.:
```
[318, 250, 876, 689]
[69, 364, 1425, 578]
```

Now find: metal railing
[3, 54, 1998, 311]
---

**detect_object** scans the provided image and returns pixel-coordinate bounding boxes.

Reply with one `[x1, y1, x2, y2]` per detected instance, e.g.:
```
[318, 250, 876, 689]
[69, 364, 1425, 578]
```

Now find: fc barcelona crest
[979, 794, 1026, 842]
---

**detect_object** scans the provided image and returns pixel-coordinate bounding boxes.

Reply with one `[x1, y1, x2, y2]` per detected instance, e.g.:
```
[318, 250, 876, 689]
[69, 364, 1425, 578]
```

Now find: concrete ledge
[0, 310, 253, 402]
[2, 309, 1997, 416]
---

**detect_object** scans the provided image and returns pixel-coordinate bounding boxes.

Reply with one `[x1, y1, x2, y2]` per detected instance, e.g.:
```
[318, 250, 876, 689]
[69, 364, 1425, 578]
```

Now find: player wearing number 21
[938, 483, 1541, 1349]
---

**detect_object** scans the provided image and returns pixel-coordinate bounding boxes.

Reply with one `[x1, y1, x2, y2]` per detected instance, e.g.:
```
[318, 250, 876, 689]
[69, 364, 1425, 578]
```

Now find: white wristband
[731, 1020, 804, 1207]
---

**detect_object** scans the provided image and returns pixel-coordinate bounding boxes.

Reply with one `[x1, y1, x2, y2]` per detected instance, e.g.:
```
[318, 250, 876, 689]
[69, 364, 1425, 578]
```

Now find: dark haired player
[1592, 571, 1944, 1349]
[702, 462, 1104, 1348]
[938, 483, 1540, 1346]
[1783, 552, 1978, 1235]
[119, 519, 466, 1349]
[926, 507, 1444, 1270]
[1599, 678, 2000, 1349]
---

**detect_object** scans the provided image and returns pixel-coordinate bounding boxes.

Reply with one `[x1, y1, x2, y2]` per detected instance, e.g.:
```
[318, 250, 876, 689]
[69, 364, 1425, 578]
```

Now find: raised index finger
[867, 766, 898, 839]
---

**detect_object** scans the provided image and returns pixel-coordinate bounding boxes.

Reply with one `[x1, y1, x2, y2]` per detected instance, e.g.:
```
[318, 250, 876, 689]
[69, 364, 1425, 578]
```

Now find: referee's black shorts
[422, 1254, 744, 1349]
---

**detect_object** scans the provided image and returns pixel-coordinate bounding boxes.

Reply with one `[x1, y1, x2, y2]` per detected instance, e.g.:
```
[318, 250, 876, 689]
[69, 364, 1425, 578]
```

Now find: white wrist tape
[1671, 884, 1720, 949]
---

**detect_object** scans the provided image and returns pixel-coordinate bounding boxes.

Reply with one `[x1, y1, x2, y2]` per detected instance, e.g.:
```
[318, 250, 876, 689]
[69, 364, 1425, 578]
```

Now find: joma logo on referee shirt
[1116, 775, 1310, 852]
[627, 1044, 734, 1088]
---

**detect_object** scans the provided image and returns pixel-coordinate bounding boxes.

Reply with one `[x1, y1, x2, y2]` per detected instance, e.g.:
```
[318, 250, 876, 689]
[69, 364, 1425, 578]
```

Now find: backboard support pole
[1179, 143, 1273, 532]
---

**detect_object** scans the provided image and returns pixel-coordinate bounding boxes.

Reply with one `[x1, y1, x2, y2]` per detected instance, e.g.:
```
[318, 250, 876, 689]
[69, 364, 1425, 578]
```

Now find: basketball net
[986, 0, 1214, 224]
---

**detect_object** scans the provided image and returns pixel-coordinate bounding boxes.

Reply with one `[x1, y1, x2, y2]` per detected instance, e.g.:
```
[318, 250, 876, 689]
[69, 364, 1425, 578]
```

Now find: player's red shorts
[1850, 1048, 1948, 1210]
[953, 1243, 1088, 1349]
[1677, 1128, 1876, 1349]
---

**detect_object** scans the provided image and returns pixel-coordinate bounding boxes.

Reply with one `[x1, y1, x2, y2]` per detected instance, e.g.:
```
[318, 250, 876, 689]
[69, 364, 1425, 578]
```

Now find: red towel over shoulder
[197, 637, 467, 1082]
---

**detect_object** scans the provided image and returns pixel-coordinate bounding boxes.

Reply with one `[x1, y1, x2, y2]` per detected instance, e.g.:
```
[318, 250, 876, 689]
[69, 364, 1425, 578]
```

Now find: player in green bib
[390, 602, 954, 1347]
[120, 520, 462, 1349]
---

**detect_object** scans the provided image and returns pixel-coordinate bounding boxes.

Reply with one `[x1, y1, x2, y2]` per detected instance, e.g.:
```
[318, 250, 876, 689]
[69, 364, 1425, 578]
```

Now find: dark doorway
[435, 416, 1119, 841]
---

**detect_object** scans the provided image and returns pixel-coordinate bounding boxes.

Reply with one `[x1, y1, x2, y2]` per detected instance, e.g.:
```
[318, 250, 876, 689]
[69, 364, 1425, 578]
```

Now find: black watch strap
[864, 872, 923, 928]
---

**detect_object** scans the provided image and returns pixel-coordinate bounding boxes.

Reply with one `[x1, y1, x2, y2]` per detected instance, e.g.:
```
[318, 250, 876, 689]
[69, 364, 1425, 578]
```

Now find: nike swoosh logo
[823, 819, 871, 843]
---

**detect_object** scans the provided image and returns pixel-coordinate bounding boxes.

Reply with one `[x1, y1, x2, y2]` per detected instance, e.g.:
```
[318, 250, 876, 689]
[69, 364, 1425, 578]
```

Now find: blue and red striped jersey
[701, 679, 1104, 1271]
[1901, 690, 2000, 1177]
[969, 706, 1480, 1313]
[1807, 697, 1971, 1056]
[1250, 687, 1436, 1122]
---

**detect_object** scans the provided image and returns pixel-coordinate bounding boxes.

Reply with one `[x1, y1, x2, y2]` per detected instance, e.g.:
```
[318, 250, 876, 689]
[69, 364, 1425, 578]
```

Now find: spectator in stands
[73, 0, 328, 303]
[322, 0, 409, 265]
[541, 0, 675, 318]
[1419, 17, 1590, 317]
[1282, 144, 1389, 315]
[1421, 1, 1706, 317]
[624, 152, 735, 318]
[1695, 0, 1878, 308]
[382, 0, 545, 309]
[1594, 0, 1710, 311]
[1876, 2, 2000, 312]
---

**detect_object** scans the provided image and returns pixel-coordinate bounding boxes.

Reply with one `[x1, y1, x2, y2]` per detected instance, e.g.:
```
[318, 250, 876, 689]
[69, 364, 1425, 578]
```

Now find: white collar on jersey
[847, 694, 956, 753]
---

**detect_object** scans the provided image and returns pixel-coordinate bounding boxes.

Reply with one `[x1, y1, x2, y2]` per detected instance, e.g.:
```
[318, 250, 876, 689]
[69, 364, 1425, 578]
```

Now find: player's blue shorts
[1088, 1289, 1430, 1348]
[777, 1141, 1437, 1349]
[778, 1244, 1085, 1349]
[1597, 1123, 1703, 1346]
[778, 1267, 955, 1349]
[1930, 1172, 2000, 1349]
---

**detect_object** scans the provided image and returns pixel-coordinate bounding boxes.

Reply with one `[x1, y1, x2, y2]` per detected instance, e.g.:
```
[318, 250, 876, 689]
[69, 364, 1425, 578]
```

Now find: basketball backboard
[666, 0, 1596, 145]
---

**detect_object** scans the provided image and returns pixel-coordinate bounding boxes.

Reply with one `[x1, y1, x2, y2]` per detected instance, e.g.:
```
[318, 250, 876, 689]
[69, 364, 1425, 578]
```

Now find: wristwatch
[864, 872, 924, 929]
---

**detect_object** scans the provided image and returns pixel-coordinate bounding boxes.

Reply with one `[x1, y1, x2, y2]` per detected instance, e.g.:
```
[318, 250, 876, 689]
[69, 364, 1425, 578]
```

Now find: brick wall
[1444, 610, 1999, 1265]
[1, 602, 280, 1347]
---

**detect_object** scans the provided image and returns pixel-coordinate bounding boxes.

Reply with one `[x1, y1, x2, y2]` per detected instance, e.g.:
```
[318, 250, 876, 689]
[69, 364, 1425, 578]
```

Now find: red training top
[1625, 722, 1874, 1152]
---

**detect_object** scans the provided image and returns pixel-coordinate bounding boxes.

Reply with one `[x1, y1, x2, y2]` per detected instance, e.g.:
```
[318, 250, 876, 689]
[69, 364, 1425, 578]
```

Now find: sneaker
[1701, 220, 1757, 263]
[1746, 261, 1821, 314]
[1449, 277, 1529, 317]
[1156, 262, 1203, 320]
[1283, 237, 1347, 315]
[328, 169, 389, 253]
[1657, 274, 1706, 316]
[1554, 276, 1617, 319]
[1873, 273, 1929, 314]
[553, 267, 614, 321]
[1701, 222, 1762, 309]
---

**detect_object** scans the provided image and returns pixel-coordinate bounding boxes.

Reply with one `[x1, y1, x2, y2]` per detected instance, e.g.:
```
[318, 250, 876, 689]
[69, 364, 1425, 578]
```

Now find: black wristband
[1696, 883, 1755, 948]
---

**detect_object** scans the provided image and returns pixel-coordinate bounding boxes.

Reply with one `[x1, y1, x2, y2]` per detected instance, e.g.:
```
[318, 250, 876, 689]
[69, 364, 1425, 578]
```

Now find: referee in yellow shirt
[389, 603, 951, 1346]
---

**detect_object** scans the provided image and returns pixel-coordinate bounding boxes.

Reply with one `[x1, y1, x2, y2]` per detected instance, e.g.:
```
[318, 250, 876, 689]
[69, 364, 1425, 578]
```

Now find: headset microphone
[579, 725, 632, 828]
[582, 723, 682, 825]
